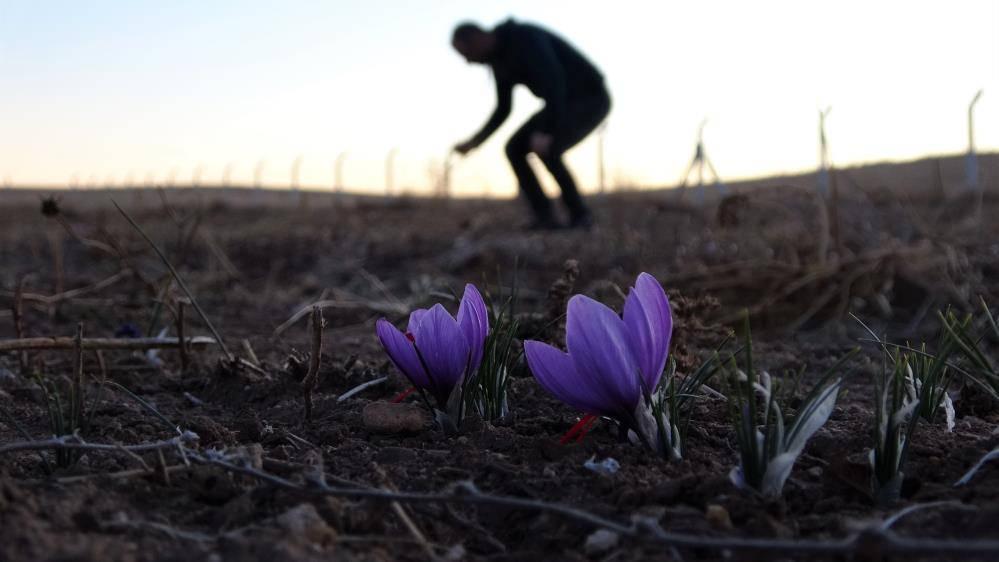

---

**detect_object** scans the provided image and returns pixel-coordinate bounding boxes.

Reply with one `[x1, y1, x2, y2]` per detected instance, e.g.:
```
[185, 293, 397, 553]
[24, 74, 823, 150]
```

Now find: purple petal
[412, 303, 470, 403]
[376, 318, 430, 388]
[565, 295, 642, 414]
[525, 340, 607, 414]
[407, 308, 429, 339]
[457, 284, 490, 372]
[623, 272, 673, 391]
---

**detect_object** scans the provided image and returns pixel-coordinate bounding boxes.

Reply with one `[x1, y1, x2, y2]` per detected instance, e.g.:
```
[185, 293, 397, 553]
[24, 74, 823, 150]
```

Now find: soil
[2, 154, 999, 561]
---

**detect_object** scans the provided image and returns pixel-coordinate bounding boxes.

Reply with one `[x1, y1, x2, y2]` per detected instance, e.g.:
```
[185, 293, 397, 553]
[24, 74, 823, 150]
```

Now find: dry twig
[301, 306, 325, 422]
[0, 336, 216, 352]
[112, 200, 234, 362]
[4, 437, 999, 558]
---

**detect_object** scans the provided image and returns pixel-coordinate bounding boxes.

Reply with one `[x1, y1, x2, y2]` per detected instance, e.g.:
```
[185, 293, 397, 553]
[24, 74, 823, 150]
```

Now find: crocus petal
[412, 303, 470, 403]
[565, 295, 642, 415]
[457, 284, 489, 372]
[376, 318, 430, 388]
[525, 340, 608, 414]
[623, 272, 673, 391]
[407, 308, 429, 339]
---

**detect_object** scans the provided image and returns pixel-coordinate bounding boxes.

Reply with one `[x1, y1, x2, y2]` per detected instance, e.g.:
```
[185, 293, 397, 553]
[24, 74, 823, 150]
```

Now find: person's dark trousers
[505, 89, 611, 224]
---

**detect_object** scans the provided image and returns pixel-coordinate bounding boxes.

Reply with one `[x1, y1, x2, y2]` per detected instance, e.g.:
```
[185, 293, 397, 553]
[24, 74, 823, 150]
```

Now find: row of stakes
[681, 90, 987, 205]
[4, 90, 986, 201]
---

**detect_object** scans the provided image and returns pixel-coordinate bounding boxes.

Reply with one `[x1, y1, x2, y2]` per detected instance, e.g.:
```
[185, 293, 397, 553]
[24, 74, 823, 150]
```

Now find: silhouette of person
[451, 19, 610, 230]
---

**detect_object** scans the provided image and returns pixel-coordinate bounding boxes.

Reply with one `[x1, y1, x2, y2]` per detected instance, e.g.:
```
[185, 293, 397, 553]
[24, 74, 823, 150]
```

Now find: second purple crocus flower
[376, 284, 489, 420]
[524, 272, 674, 452]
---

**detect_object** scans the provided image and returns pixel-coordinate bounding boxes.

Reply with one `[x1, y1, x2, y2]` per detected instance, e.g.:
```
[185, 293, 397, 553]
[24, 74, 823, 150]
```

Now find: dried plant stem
[0, 336, 216, 352]
[70, 323, 84, 430]
[201, 230, 240, 279]
[376, 464, 439, 562]
[273, 298, 405, 337]
[241, 339, 260, 367]
[829, 166, 843, 256]
[50, 213, 119, 258]
[47, 229, 65, 297]
[0, 432, 198, 456]
[112, 200, 233, 362]
[12, 276, 28, 375]
[302, 306, 324, 422]
[3, 437, 999, 558]
[815, 190, 831, 266]
[50, 463, 192, 485]
[338, 376, 389, 402]
[194, 452, 999, 558]
[175, 299, 188, 372]
[0, 269, 131, 305]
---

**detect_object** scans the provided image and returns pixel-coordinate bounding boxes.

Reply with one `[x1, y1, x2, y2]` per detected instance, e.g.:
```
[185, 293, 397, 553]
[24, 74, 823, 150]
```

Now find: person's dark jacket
[469, 19, 605, 146]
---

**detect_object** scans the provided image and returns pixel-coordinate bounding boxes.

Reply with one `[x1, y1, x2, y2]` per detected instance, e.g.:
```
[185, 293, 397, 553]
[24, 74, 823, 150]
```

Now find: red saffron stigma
[405, 332, 416, 342]
[559, 414, 599, 445]
[391, 386, 417, 403]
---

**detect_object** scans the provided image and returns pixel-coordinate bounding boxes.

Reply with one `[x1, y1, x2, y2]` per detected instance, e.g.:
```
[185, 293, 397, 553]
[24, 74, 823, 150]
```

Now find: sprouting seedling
[854, 314, 959, 505]
[465, 269, 521, 421]
[867, 344, 931, 506]
[652, 342, 727, 458]
[524, 273, 682, 458]
[726, 316, 854, 498]
[939, 299, 999, 401]
[903, 313, 964, 430]
[32, 324, 92, 468]
[376, 284, 489, 433]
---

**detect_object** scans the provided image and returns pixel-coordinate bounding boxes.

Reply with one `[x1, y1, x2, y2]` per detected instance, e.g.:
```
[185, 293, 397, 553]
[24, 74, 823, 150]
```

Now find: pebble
[584, 529, 620, 555]
[275, 503, 337, 545]
[362, 402, 428, 434]
[705, 504, 734, 531]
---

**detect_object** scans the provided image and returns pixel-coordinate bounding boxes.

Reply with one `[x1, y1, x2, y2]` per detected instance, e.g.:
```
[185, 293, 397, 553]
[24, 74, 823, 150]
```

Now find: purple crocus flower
[524, 272, 673, 431]
[376, 284, 489, 410]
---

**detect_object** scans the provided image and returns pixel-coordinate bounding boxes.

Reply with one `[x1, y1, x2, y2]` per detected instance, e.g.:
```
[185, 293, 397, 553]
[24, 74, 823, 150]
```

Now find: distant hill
[1, 152, 996, 210]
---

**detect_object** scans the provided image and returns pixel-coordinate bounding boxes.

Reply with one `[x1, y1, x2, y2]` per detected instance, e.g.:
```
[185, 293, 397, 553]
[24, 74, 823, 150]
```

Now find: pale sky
[1, 0, 997, 195]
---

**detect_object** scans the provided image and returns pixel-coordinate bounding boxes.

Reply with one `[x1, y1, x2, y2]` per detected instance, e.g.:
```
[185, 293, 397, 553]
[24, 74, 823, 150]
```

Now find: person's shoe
[568, 212, 595, 230]
[525, 216, 563, 231]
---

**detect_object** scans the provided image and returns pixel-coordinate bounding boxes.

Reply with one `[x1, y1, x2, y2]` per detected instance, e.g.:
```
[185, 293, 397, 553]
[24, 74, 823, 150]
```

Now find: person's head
[451, 22, 495, 64]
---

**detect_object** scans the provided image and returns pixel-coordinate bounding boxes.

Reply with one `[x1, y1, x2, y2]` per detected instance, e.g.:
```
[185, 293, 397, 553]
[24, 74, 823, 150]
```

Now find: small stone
[230, 443, 264, 470]
[583, 456, 620, 475]
[275, 503, 336, 545]
[584, 528, 620, 555]
[705, 504, 733, 531]
[807, 466, 824, 479]
[362, 402, 429, 434]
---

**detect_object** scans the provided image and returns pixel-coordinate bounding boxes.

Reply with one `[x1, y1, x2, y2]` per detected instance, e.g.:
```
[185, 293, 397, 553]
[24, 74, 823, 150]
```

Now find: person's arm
[520, 28, 567, 136]
[465, 74, 513, 149]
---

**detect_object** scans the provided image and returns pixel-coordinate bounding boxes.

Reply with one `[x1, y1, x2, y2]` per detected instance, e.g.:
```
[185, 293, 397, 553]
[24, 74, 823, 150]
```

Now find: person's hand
[530, 132, 553, 157]
[454, 140, 478, 156]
